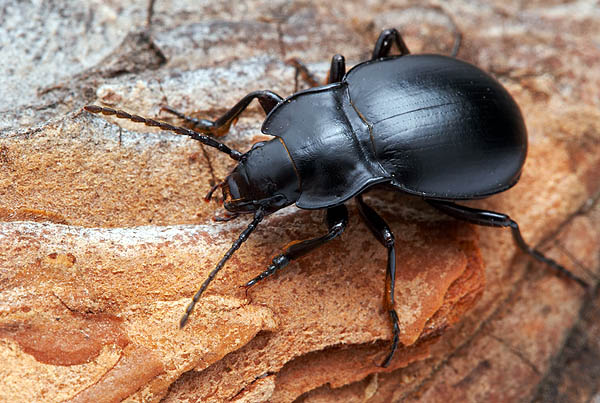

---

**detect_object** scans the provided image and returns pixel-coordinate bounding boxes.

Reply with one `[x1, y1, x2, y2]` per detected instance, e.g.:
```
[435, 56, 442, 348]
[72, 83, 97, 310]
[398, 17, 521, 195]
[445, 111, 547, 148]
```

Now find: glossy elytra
[85, 28, 588, 368]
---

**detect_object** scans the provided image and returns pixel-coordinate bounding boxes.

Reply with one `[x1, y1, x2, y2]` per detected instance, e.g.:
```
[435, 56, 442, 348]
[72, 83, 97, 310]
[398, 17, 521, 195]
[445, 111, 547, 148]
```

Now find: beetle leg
[286, 53, 347, 92]
[155, 108, 220, 189]
[160, 90, 283, 138]
[426, 199, 590, 289]
[160, 106, 209, 131]
[327, 54, 346, 84]
[355, 195, 399, 368]
[213, 210, 240, 222]
[372, 28, 410, 60]
[243, 204, 348, 289]
[286, 58, 321, 92]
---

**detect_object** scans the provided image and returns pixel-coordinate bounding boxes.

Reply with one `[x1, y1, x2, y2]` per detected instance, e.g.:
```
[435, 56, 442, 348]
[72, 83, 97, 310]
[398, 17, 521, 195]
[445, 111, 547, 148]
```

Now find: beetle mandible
[85, 28, 588, 367]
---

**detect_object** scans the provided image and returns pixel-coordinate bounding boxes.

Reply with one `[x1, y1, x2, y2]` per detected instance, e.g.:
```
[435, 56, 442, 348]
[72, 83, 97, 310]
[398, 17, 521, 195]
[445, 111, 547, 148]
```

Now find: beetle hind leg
[426, 199, 590, 288]
[243, 204, 348, 289]
[356, 195, 400, 368]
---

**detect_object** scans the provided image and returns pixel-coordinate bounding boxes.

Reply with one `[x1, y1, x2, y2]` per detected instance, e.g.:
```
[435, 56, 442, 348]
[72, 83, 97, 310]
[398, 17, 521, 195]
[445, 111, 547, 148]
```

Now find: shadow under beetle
[85, 28, 588, 367]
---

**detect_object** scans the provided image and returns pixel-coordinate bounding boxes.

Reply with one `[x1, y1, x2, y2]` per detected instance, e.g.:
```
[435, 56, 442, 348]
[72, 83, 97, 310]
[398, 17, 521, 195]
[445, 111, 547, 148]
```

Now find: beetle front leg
[243, 204, 348, 289]
[161, 90, 283, 137]
[372, 28, 410, 59]
[426, 199, 590, 288]
[356, 195, 400, 368]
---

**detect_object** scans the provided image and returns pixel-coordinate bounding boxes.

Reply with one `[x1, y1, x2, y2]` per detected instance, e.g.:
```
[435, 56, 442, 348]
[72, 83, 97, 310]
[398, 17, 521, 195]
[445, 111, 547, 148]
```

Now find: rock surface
[0, 1, 599, 402]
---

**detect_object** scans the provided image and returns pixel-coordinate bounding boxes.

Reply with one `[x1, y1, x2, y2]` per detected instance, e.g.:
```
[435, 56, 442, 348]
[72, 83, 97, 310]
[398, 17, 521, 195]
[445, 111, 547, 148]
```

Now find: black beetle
[85, 28, 587, 367]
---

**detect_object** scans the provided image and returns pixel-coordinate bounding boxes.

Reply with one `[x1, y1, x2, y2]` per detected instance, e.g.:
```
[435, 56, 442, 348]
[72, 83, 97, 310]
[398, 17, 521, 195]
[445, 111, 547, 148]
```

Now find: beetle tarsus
[380, 310, 400, 368]
[356, 195, 401, 367]
[160, 105, 203, 128]
[213, 210, 239, 222]
[426, 199, 590, 289]
[179, 312, 189, 329]
[244, 255, 291, 288]
[508, 221, 590, 289]
[242, 205, 348, 290]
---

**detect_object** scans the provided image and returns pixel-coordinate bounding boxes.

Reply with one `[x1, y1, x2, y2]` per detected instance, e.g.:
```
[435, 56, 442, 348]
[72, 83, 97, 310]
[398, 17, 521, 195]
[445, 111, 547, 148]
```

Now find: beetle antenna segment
[83, 105, 243, 161]
[179, 208, 266, 328]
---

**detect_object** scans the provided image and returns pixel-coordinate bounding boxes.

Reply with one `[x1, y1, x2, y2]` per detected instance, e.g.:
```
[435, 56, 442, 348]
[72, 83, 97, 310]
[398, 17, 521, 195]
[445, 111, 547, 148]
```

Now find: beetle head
[222, 139, 300, 214]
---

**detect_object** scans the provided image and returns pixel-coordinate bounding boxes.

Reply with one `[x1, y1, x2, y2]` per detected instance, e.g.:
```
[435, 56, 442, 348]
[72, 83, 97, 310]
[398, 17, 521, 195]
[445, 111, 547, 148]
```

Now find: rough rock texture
[0, 1, 599, 402]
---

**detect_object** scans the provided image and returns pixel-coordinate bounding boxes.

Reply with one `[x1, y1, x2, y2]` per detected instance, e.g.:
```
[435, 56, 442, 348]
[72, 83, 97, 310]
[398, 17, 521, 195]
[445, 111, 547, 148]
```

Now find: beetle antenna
[179, 207, 266, 328]
[84, 105, 244, 161]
